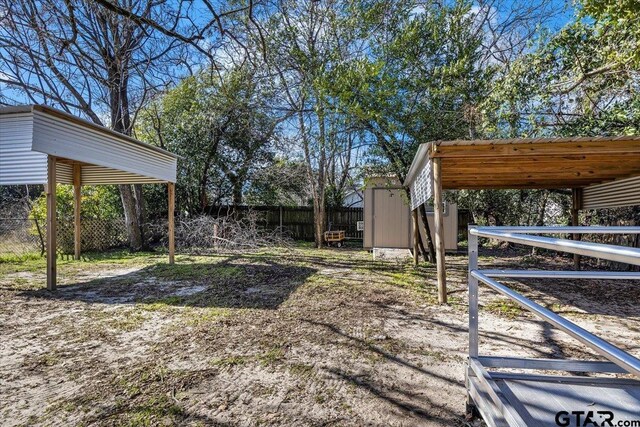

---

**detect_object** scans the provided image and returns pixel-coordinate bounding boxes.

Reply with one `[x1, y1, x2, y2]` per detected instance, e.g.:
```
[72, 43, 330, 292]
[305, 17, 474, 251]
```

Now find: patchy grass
[288, 363, 315, 379]
[258, 346, 286, 367]
[0, 251, 42, 264]
[2, 244, 638, 426]
[210, 355, 250, 367]
[117, 395, 186, 427]
[139, 296, 185, 311]
[150, 263, 242, 281]
[183, 307, 232, 325]
[484, 298, 524, 319]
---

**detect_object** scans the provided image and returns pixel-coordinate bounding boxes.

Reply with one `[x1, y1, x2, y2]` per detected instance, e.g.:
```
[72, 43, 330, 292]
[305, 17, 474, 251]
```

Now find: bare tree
[470, 0, 564, 67]
[89, 0, 268, 66]
[254, 0, 366, 247]
[0, 0, 191, 250]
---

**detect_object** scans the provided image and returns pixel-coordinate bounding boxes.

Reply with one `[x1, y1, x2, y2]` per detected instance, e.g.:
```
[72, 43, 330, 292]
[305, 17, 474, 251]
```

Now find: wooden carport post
[46, 156, 57, 291]
[432, 154, 447, 304]
[73, 163, 82, 260]
[168, 182, 175, 264]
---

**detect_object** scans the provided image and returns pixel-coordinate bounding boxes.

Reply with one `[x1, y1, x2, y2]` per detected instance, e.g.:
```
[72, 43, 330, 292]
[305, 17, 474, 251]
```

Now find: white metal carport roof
[0, 104, 177, 291]
[0, 104, 177, 185]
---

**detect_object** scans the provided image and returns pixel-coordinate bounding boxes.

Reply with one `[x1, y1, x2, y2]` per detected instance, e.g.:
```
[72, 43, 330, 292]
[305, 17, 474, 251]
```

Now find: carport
[404, 137, 640, 303]
[0, 105, 178, 290]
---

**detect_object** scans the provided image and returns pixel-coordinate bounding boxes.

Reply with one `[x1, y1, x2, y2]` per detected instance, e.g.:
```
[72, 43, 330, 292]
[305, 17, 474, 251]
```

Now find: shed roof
[0, 105, 177, 185]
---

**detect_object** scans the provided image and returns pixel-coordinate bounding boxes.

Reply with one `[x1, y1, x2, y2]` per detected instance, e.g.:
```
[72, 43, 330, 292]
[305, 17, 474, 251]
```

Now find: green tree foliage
[321, 0, 491, 257]
[30, 186, 122, 222]
[581, 0, 640, 70]
[452, 189, 572, 226]
[472, 0, 640, 228]
[484, 0, 640, 137]
[136, 66, 281, 215]
[332, 0, 490, 181]
[244, 159, 311, 206]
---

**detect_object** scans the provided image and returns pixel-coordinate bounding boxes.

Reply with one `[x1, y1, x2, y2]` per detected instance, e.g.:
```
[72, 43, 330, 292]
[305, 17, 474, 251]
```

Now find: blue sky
[547, 0, 577, 29]
[0, 0, 579, 112]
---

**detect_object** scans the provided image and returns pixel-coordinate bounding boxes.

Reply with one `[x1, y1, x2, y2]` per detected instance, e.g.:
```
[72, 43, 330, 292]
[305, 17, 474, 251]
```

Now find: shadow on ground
[19, 255, 317, 310]
[475, 248, 640, 318]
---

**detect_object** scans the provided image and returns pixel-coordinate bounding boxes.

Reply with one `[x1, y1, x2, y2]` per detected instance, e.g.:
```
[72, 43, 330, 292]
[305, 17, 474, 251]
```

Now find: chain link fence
[0, 217, 129, 258]
[0, 218, 45, 257]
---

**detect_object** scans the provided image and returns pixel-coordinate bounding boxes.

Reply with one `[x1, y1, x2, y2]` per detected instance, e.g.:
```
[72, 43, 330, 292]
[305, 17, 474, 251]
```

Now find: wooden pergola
[0, 105, 178, 290]
[405, 136, 640, 303]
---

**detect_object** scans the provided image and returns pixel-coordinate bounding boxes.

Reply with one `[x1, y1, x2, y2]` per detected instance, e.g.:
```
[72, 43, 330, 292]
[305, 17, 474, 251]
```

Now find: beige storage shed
[363, 176, 458, 250]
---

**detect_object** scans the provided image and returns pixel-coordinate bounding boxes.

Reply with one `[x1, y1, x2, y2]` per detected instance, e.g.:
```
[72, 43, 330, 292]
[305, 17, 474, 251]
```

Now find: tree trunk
[230, 175, 243, 206]
[314, 197, 326, 248]
[199, 171, 209, 212]
[109, 73, 145, 252]
[416, 222, 428, 262]
[532, 190, 548, 256]
[402, 187, 432, 263]
[536, 190, 548, 226]
[314, 96, 327, 248]
[133, 183, 147, 249]
[119, 184, 143, 251]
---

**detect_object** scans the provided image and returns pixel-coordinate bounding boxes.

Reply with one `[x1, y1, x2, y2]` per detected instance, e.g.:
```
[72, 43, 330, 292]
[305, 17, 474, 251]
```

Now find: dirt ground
[1, 244, 639, 426]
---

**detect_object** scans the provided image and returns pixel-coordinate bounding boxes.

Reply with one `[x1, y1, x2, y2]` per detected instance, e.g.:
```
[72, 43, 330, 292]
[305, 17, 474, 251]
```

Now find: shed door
[373, 188, 411, 248]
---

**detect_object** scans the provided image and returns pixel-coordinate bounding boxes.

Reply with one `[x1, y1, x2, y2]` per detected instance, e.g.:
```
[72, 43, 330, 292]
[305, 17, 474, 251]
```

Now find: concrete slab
[372, 247, 412, 261]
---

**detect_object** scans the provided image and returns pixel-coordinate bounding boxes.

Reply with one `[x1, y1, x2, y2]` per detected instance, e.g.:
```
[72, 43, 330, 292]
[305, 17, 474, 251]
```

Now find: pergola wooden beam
[444, 175, 630, 183]
[412, 209, 420, 266]
[444, 167, 634, 176]
[439, 156, 636, 165]
[443, 163, 638, 174]
[443, 179, 622, 189]
[431, 139, 640, 158]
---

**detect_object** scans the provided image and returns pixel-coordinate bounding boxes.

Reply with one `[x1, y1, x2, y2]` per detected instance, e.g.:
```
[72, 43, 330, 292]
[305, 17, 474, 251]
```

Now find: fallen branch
[147, 211, 293, 254]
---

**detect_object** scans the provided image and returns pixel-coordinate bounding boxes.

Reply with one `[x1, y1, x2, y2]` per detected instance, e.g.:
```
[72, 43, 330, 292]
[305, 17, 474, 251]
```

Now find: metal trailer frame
[466, 226, 640, 427]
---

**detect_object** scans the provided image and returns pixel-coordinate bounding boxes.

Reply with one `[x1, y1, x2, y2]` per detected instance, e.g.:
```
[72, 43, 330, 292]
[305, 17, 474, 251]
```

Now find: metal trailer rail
[466, 226, 640, 427]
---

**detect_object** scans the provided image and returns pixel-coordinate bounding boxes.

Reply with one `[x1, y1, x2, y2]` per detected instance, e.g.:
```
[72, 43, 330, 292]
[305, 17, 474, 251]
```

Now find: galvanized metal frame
[466, 226, 640, 427]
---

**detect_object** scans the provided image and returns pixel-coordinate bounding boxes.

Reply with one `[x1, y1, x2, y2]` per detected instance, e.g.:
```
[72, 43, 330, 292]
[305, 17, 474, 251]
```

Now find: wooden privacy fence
[205, 205, 364, 241]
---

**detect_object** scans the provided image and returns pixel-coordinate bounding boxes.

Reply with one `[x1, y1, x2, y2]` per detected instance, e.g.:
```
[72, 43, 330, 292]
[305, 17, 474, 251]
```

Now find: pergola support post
[168, 182, 175, 264]
[433, 156, 447, 304]
[73, 163, 82, 260]
[46, 155, 57, 291]
[571, 188, 583, 270]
